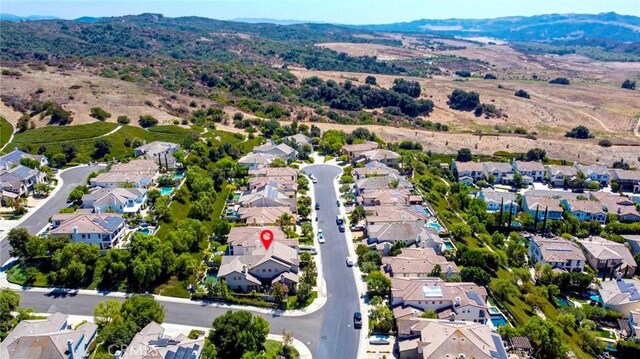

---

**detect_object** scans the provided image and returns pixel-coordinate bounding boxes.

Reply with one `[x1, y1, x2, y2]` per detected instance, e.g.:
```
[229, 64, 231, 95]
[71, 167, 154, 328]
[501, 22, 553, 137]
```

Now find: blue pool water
[555, 297, 571, 308]
[173, 172, 185, 180]
[443, 241, 455, 250]
[488, 307, 501, 315]
[160, 187, 174, 196]
[139, 228, 151, 235]
[428, 221, 444, 232]
[490, 314, 508, 327]
[590, 295, 601, 302]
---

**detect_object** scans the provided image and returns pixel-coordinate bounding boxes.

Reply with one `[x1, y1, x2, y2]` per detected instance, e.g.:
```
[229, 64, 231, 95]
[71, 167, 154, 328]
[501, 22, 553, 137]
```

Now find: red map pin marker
[260, 229, 274, 250]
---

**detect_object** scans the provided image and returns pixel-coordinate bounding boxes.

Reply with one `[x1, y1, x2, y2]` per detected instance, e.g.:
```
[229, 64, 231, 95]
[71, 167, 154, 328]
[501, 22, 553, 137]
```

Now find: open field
[0, 116, 12, 149]
[288, 68, 640, 140]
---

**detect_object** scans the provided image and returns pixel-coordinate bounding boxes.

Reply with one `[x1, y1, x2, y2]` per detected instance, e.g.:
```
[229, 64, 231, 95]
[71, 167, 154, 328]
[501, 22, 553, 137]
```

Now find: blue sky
[2, 0, 639, 24]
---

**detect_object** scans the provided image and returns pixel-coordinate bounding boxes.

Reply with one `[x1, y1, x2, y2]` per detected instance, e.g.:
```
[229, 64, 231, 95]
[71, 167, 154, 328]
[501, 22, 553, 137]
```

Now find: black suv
[315, 202, 320, 210]
[353, 312, 362, 329]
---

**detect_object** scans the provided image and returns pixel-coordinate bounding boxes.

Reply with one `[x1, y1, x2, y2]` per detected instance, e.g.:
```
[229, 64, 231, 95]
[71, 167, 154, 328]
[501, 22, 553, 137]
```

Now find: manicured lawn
[596, 329, 615, 340]
[7, 262, 49, 287]
[264, 339, 282, 359]
[155, 276, 191, 298]
[0, 116, 13, 149]
[8, 122, 118, 145]
[286, 291, 317, 310]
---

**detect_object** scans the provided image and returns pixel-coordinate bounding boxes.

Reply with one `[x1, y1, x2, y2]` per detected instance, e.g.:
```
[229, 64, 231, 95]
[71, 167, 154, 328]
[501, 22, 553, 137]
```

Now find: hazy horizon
[1, 0, 639, 25]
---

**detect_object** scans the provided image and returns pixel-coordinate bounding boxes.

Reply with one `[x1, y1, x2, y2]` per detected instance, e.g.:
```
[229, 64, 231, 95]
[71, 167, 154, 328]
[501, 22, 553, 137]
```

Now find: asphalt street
[10, 164, 362, 359]
[0, 165, 105, 265]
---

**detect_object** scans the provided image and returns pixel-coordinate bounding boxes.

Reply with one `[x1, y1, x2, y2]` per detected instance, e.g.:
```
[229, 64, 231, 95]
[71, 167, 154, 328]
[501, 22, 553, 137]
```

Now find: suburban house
[120, 322, 203, 359]
[249, 176, 297, 198]
[453, 161, 485, 184]
[226, 226, 297, 255]
[0, 149, 48, 168]
[81, 187, 147, 214]
[477, 189, 518, 214]
[624, 235, 640, 254]
[579, 236, 637, 277]
[0, 312, 97, 359]
[396, 319, 508, 359]
[609, 169, 640, 193]
[90, 159, 159, 189]
[0, 165, 47, 195]
[217, 241, 299, 293]
[49, 213, 126, 249]
[238, 184, 297, 212]
[546, 165, 578, 187]
[381, 248, 459, 278]
[89, 172, 153, 189]
[237, 206, 293, 226]
[598, 277, 640, 313]
[133, 141, 180, 170]
[522, 195, 564, 220]
[368, 224, 444, 254]
[248, 167, 298, 179]
[358, 149, 401, 167]
[575, 164, 610, 187]
[238, 152, 275, 170]
[354, 161, 400, 179]
[513, 161, 545, 182]
[358, 188, 417, 206]
[364, 205, 430, 226]
[341, 141, 379, 162]
[354, 175, 412, 195]
[629, 310, 640, 340]
[252, 142, 297, 161]
[482, 161, 513, 184]
[561, 198, 607, 225]
[591, 192, 640, 223]
[390, 277, 489, 323]
[528, 235, 586, 272]
[282, 133, 312, 148]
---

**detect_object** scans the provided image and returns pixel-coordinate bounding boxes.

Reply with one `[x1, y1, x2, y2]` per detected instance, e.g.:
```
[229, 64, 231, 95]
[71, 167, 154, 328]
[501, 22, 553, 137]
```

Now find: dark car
[338, 224, 345, 232]
[315, 202, 320, 210]
[353, 312, 362, 329]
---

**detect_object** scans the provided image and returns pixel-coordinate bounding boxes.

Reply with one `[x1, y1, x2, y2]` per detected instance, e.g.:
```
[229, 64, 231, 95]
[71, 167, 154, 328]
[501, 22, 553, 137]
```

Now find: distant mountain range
[0, 13, 59, 21]
[351, 12, 640, 43]
[232, 18, 325, 25]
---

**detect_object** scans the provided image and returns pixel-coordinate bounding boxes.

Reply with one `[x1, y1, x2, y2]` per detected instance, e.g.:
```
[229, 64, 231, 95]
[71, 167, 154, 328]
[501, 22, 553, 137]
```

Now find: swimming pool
[173, 172, 185, 180]
[428, 221, 444, 232]
[555, 296, 571, 308]
[490, 314, 508, 327]
[160, 187, 174, 196]
[443, 241, 455, 250]
[488, 307, 501, 315]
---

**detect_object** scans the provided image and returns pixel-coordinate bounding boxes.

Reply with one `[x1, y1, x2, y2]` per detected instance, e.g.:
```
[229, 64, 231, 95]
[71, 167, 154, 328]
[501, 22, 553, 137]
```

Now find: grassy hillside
[0, 116, 12, 149]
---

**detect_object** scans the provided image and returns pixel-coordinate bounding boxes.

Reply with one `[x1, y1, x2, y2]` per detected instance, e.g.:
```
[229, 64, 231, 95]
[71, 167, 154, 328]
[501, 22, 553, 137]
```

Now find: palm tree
[278, 212, 294, 229]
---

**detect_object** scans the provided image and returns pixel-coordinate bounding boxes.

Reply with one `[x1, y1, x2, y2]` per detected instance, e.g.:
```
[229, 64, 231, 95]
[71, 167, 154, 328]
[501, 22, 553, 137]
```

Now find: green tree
[366, 270, 391, 296]
[421, 310, 437, 319]
[93, 139, 112, 158]
[7, 227, 30, 258]
[490, 278, 519, 301]
[522, 317, 568, 358]
[0, 289, 21, 333]
[68, 185, 89, 203]
[154, 195, 172, 222]
[460, 266, 491, 286]
[139, 115, 159, 128]
[117, 115, 131, 124]
[371, 305, 393, 333]
[456, 148, 472, 162]
[209, 310, 269, 359]
[120, 295, 166, 330]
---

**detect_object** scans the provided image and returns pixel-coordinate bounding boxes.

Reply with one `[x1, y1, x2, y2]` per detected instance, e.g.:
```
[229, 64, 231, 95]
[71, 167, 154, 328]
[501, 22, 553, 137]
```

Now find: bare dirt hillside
[289, 68, 640, 140]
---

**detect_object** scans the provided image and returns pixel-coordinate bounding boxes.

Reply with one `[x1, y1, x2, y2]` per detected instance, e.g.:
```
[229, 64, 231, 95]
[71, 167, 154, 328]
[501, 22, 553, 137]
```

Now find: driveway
[9, 164, 362, 359]
[0, 165, 104, 265]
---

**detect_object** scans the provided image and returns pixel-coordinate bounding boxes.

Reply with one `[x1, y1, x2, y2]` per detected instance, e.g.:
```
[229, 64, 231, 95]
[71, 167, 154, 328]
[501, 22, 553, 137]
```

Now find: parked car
[346, 257, 355, 267]
[353, 312, 362, 329]
[336, 215, 344, 225]
[299, 245, 318, 255]
[338, 224, 345, 232]
[315, 202, 320, 210]
[317, 229, 324, 244]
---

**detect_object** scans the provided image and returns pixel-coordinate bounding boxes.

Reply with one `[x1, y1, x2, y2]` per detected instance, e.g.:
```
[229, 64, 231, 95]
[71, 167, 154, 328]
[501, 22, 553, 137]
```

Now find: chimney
[454, 296, 461, 306]
[67, 340, 74, 359]
[72, 226, 78, 236]
[242, 264, 248, 275]
[446, 265, 452, 277]
[191, 351, 198, 359]
[616, 272, 622, 281]
[114, 351, 122, 359]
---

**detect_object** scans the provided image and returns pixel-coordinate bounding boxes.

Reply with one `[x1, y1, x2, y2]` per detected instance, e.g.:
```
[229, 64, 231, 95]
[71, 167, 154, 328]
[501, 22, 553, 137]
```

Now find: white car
[346, 257, 355, 267]
[318, 236, 325, 244]
[317, 229, 325, 243]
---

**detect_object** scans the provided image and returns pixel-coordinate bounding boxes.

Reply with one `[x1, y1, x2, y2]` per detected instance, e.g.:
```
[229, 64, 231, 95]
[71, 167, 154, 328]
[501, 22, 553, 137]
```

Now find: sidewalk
[35, 313, 313, 359]
[0, 269, 326, 317]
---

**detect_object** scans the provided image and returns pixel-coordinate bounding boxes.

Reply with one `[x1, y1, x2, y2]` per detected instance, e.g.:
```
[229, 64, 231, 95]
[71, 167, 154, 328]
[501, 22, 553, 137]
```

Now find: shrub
[139, 115, 158, 128]
[117, 115, 131, 124]
[621, 79, 636, 90]
[514, 89, 530, 99]
[89, 107, 112, 121]
[483, 73, 497, 80]
[598, 139, 612, 147]
[565, 125, 593, 139]
[448, 89, 480, 111]
[455, 70, 471, 78]
[549, 77, 570, 85]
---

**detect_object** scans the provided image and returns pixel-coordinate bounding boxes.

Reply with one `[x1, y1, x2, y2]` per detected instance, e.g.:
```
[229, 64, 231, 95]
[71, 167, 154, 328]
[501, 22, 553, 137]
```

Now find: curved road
[7, 164, 362, 359]
[0, 165, 105, 265]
